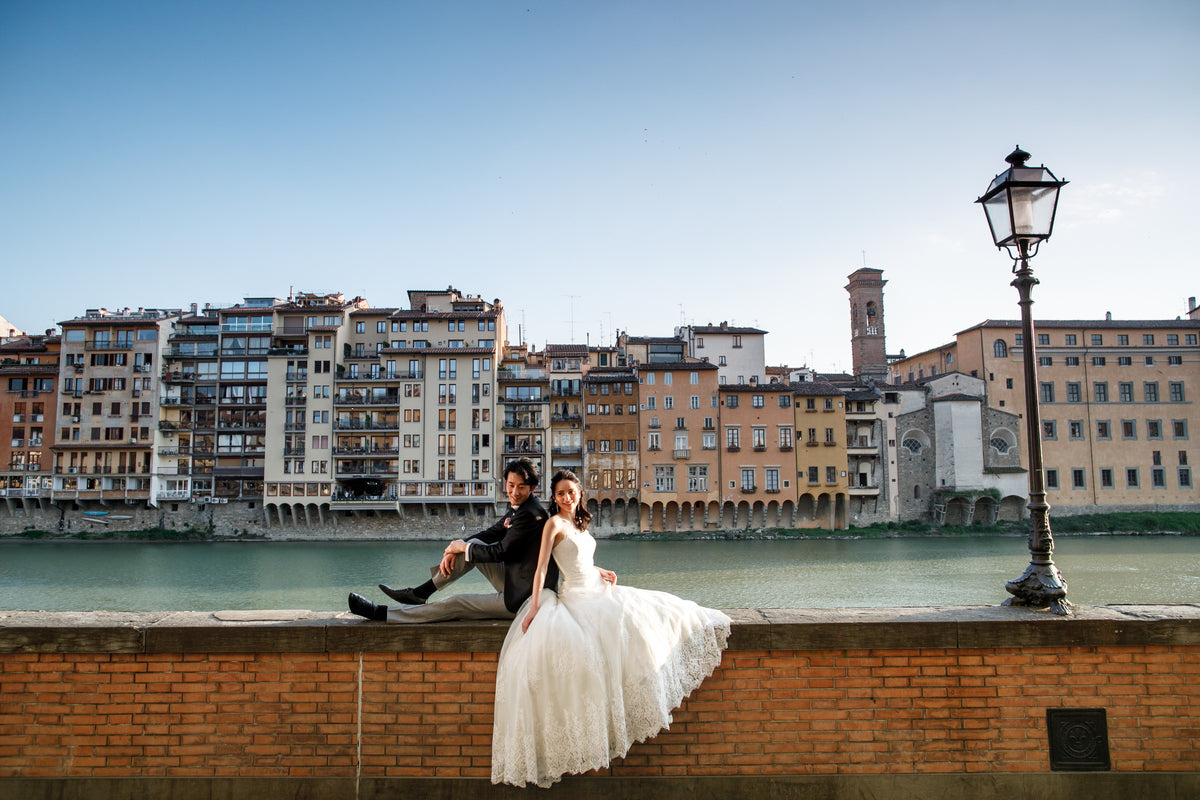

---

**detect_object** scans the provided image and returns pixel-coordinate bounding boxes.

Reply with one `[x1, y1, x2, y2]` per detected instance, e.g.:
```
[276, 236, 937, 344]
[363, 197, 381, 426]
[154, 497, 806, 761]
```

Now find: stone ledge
[4, 772, 1200, 800]
[1, 604, 1198, 654]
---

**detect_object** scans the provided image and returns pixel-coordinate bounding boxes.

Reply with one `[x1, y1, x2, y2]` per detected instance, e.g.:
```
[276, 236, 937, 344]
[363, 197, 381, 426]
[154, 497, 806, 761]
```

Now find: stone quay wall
[1, 605, 1197, 799]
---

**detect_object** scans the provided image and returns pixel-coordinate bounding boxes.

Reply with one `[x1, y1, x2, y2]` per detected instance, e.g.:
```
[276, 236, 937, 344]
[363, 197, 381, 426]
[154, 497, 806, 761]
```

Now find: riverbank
[4, 511, 1199, 543]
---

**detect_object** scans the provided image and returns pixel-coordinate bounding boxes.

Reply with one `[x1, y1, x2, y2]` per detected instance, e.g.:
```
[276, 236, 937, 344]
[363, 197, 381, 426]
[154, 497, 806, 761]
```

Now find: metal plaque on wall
[1046, 708, 1111, 771]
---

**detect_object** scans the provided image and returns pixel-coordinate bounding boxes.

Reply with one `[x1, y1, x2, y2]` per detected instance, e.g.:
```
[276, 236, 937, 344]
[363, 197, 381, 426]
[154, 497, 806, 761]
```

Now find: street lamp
[976, 146, 1071, 615]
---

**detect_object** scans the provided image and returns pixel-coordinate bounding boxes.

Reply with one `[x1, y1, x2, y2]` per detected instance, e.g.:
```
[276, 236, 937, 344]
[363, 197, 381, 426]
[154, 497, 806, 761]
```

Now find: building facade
[1, 332, 59, 510]
[890, 314, 1200, 515]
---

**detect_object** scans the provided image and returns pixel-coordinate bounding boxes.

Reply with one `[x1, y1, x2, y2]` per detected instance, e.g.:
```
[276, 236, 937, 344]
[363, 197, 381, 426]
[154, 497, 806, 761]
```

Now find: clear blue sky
[2, 1, 1196, 371]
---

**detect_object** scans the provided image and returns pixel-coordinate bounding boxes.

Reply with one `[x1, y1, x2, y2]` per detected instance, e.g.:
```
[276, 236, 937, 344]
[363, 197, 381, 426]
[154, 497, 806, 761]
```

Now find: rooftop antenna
[567, 295, 580, 342]
[862, 250, 867, 267]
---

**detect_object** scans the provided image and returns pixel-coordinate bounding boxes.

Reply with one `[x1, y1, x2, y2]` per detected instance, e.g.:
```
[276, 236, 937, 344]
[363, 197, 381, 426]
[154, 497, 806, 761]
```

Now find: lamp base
[1004, 561, 1072, 616]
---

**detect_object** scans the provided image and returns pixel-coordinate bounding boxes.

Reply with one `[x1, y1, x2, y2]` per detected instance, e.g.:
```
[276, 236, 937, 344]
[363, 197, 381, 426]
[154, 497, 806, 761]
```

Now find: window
[1042, 420, 1057, 439]
[654, 465, 675, 492]
[1040, 382, 1055, 403]
[1173, 420, 1188, 439]
[1148, 420, 1162, 439]
[1038, 334, 1050, 346]
[1066, 382, 1081, 403]
[902, 438, 923, 454]
[1100, 468, 1113, 489]
[1152, 468, 1166, 488]
[725, 394, 738, 409]
[752, 427, 766, 449]
[779, 395, 792, 408]
[765, 468, 780, 493]
[1126, 468, 1139, 488]
[1119, 382, 1133, 403]
[1096, 420, 1111, 439]
[779, 427, 793, 449]
[1039, 356, 1053, 367]
[1118, 356, 1132, 367]
[1144, 382, 1159, 402]
[725, 426, 740, 449]
[1072, 469, 1086, 489]
[991, 437, 1010, 453]
[1169, 355, 1183, 366]
[1180, 468, 1193, 488]
[1069, 420, 1084, 440]
[1143, 334, 1155, 345]
[1091, 334, 1103, 346]
[993, 340, 1008, 358]
[647, 432, 660, 451]
[1092, 356, 1106, 367]
[687, 465, 708, 492]
[740, 468, 755, 492]
[1045, 469, 1059, 489]
[1169, 382, 1185, 402]
[1094, 382, 1109, 403]
[1122, 420, 1137, 439]
[690, 395, 700, 409]
[1065, 334, 1077, 346]
[1117, 335, 1129, 346]
[1065, 356, 1080, 367]
[751, 394, 764, 408]
[826, 466, 838, 484]
[702, 432, 716, 450]
[808, 466, 819, 484]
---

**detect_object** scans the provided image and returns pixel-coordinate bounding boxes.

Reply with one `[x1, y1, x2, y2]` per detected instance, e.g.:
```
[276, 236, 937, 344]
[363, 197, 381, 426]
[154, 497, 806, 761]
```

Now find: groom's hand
[439, 539, 467, 576]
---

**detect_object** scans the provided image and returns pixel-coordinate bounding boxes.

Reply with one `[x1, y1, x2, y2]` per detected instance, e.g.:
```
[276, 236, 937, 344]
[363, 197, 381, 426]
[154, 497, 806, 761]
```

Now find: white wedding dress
[490, 525, 731, 788]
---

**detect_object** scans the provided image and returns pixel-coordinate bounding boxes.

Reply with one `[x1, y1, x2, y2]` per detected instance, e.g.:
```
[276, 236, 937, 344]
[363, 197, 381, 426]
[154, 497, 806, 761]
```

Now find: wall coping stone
[2, 604, 1198, 654]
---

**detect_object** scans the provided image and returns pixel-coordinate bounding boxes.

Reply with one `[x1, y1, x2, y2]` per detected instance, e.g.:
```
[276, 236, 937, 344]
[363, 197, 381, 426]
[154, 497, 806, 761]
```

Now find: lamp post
[976, 146, 1071, 615]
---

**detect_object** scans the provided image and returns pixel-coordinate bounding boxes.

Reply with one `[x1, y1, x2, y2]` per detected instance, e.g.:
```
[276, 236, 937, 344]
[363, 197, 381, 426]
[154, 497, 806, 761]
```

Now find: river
[1, 534, 1197, 613]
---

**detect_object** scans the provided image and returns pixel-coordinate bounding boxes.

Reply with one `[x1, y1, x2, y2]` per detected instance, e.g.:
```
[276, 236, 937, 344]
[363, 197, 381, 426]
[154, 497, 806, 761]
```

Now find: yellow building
[792, 381, 850, 529]
[890, 314, 1199, 513]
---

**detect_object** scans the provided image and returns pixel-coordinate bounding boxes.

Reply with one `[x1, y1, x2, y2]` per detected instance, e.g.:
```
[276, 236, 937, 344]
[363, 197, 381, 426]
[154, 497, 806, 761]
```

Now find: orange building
[0, 332, 60, 509]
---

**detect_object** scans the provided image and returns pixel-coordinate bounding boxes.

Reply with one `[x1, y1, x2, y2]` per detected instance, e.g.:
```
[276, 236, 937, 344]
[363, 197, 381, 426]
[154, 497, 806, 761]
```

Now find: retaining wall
[1, 605, 1198, 799]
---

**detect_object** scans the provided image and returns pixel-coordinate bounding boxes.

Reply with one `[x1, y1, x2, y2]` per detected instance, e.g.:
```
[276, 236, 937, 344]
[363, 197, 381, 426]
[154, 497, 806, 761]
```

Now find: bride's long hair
[547, 469, 593, 531]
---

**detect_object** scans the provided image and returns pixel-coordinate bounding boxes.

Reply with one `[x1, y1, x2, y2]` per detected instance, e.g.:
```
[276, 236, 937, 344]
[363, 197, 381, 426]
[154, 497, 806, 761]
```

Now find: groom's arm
[464, 508, 545, 564]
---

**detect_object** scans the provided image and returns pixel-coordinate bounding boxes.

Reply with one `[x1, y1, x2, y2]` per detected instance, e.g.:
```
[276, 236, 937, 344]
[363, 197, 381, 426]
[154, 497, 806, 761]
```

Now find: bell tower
[846, 267, 888, 383]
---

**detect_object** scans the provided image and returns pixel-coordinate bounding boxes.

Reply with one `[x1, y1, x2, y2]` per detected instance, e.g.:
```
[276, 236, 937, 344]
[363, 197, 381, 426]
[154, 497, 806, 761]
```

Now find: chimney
[1106, 311, 1112, 321]
[1190, 297, 1197, 312]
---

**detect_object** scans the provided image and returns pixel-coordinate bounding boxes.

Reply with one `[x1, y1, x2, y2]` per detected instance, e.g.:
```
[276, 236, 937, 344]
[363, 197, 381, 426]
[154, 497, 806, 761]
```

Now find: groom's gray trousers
[384, 538, 516, 623]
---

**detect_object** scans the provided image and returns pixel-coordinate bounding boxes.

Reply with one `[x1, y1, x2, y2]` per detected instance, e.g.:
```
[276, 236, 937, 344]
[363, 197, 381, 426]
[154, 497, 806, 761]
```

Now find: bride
[490, 469, 731, 788]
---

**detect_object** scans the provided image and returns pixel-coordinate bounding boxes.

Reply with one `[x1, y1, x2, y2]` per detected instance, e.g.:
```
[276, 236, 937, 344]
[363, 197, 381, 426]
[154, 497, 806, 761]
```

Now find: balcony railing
[673, 448, 690, 459]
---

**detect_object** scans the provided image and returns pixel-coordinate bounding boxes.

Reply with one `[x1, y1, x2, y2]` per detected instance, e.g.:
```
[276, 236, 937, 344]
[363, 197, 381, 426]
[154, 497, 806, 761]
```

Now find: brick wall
[1, 607, 1198, 797]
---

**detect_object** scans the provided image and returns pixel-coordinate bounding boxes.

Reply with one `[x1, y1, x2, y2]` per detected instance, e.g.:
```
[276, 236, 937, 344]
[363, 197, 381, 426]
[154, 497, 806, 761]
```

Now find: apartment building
[260, 289, 504, 521]
[890, 314, 1200, 514]
[498, 344, 550, 499]
[718, 382, 795, 527]
[155, 306, 220, 505]
[677, 323, 768, 385]
[581, 366, 639, 529]
[1, 332, 59, 507]
[638, 359, 721, 531]
[546, 344, 587, 478]
[792, 381, 850, 529]
[53, 308, 178, 505]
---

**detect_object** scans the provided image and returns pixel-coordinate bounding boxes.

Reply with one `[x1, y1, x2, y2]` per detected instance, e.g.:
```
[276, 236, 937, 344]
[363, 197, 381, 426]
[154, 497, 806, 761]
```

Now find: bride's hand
[597, 567, 617, 585]
[521, 606, 538, 633]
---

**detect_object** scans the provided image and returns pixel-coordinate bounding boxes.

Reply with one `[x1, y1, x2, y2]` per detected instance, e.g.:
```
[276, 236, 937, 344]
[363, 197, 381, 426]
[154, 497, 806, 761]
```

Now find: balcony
[726, 445, 740, 452]
[162, 372, 197, 383]
[285, 371, 309, 382]
[673, 448, 690, 460]
[285, 396, 307, 406]
[551, 446, 583, 456]
[333, 419, 399, 431]
[849, 483, 881, 497]
[156, 489, 192, 500]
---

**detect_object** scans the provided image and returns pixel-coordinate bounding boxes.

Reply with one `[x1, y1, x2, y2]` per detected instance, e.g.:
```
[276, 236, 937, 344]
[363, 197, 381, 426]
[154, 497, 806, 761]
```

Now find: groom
[347, 457, 558, 623]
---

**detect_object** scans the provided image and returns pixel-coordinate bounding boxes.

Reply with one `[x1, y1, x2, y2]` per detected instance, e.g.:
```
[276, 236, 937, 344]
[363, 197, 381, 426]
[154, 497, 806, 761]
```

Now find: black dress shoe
[378, 584, 425, 605]
[348, 592, 386, 621]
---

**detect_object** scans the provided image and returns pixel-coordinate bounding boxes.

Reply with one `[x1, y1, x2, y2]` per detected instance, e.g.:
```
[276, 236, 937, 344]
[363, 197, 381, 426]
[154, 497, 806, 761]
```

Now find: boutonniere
[503, 517, 513, 528]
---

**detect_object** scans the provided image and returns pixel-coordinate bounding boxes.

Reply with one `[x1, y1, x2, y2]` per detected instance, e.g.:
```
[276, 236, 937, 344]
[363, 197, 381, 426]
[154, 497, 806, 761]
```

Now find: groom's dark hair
[503, 458, 540, 490]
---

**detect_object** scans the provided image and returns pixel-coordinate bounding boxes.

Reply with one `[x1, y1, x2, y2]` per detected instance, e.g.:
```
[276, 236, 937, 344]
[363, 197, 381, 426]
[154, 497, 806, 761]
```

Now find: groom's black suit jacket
[469, 495, 559, 613]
